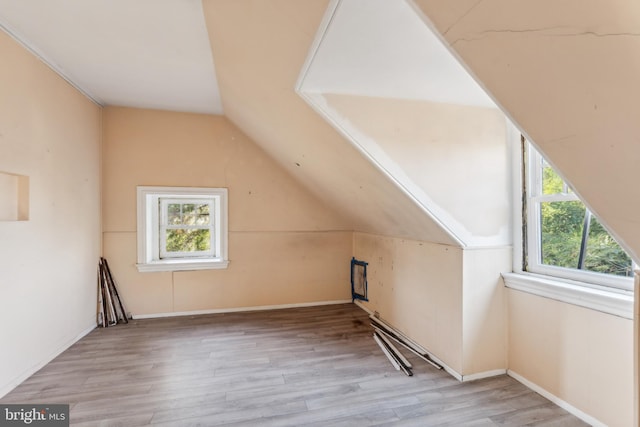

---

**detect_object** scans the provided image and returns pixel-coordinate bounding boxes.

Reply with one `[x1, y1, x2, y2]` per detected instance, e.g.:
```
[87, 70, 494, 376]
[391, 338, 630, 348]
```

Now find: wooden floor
[2, 304, 588, 426]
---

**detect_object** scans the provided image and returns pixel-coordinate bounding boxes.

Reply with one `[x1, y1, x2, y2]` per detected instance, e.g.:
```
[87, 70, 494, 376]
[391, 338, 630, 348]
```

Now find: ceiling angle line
[0, 19, 104, 107]
[294, 0, 341, 92]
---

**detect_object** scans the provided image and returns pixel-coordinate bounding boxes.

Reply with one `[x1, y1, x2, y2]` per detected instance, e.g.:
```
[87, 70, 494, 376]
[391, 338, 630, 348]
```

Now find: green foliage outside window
[166, 229, 211, 252]
[539, 164, 632, 277]
[165, 203, 212, 253]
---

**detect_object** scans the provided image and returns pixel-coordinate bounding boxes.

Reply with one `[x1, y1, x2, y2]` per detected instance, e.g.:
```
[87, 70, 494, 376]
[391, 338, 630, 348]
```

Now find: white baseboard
[461, 369, 506, 382]
[507, 370, 605, 427]
[0, 321, 96, 399]
[132, 299, 354, 319]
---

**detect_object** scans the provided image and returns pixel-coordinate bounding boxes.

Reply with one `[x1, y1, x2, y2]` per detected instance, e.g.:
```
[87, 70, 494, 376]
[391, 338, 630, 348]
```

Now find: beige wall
[203, 0, 458, 245]
[321, 94, 511, 377]
[508, 289, 633, 427]
[0, 30, 102, 397]
[0, 172, 29, 221]
[354, 232, 510, 377]
[410, 3, 637, 422]
[323, 94, 510, 247]
[414, 0, 640, 261]
[102, 107, 353, 315]
[1, 6, 630, 427]
[462, 248, 510, 375]
[353, 232, 464, 372]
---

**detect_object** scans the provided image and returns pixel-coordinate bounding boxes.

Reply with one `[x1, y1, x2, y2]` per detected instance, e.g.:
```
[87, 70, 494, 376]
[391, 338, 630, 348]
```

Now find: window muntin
[525, 142, 633, 290]
[136, 187, 228, 272]
[159, 198, 215, 259]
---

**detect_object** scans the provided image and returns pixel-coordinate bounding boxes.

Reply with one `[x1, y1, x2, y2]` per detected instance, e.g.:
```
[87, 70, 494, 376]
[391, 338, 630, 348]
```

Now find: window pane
[196, 204, 210, 225]
[196, 215, 210, 225]
[542, 162, 565, 195]
[182, 204, 196, 225]
[583, 216, 633, 277]
[165, 229, 211, 252]
[540, 201, 585, 268]
[167, 203, 181, 225]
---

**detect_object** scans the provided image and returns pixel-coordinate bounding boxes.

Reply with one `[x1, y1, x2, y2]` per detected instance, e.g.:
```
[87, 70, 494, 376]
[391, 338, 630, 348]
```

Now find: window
[524, 140, 633, 290]
[136, 186, 228, 272]
[159, 199, 214, 259]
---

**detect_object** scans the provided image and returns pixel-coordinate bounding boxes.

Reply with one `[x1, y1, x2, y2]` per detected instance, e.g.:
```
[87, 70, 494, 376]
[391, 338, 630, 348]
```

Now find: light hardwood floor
[2, 304, 588, 426]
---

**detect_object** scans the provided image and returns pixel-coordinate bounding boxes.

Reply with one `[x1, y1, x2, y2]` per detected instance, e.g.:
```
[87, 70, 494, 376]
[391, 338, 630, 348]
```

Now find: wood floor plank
[0, 303, 588, 426]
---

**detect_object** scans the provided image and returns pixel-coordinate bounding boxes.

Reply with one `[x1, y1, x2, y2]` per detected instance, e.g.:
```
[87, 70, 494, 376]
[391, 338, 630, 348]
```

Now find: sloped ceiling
[11, 0, 633, 253]
[0, 0, 222, 114]
[413, 0, 640, 261]
[202, 0, 460, 245]
[0, 0, 494, 246]
[301, 0, 494, 108]
[296, 0, 510, 247]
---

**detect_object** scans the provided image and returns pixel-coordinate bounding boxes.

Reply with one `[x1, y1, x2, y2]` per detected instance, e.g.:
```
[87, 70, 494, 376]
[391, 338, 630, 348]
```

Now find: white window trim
[158, 198, 216, 259]
[525, 143, 633, 291]
[136, 186, 229, 272]
[507, 124, 633, 318]
[503, 272, 633, 319]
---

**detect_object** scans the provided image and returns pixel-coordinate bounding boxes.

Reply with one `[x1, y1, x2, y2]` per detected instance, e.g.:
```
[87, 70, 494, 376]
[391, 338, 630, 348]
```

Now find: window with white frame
[523, 140, 633, 290]
[136, 187, 228, 272]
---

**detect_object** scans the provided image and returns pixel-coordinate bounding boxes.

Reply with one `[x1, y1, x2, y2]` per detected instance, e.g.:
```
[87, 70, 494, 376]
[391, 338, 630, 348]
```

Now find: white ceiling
[295, 0, 499, 246]
[0, 0, 222, 114]
[0, 0, 492, 116]
[302, 0, 496, 108]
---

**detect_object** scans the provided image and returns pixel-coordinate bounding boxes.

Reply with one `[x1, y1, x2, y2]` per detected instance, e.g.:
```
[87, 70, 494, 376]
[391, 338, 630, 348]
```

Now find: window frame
[136, 186, 228, 272]
[524, 142, 633, 291]
[505, 129, 633, 319]
[158, 198, 216, 260]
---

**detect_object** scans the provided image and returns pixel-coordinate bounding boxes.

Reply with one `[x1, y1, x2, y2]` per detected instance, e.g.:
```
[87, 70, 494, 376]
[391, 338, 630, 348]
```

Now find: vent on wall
[0, 171, 29, 221]
[351, 257, 368, 301]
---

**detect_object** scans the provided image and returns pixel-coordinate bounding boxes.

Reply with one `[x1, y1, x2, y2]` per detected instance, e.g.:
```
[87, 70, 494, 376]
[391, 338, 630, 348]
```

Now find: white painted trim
[295, 0, 340, 92]
[461, 369, 507, 382]
[136, 259, 229, 273]
[507, 370, 606, 427]
[503, 272, 633, 319]
[132, 300, 354, 319]
[298, 91, 466, 247]
[462, 244, 512, 252]
[0, 322, 96, 399]
[522, 144, 634, 291]
[508, 120, 525, 273]
[136, 186, 228, 272]
[634, 273, 639, 427]
[295, 0, 505, 248]
[0, 21, 102, 106]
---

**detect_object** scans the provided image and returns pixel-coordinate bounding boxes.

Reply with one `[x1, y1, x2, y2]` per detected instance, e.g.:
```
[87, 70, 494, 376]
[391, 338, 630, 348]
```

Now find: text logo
[0, 405, 68, 427]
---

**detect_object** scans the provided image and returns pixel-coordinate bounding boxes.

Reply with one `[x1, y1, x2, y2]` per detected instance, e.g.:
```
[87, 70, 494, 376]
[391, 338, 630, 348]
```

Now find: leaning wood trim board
[354, 300, 505, 382]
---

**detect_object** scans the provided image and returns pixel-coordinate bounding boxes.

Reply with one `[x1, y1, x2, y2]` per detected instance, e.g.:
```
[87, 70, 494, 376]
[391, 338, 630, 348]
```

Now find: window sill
[136, 259, 229, 273]
[502, 272, 633, 319]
